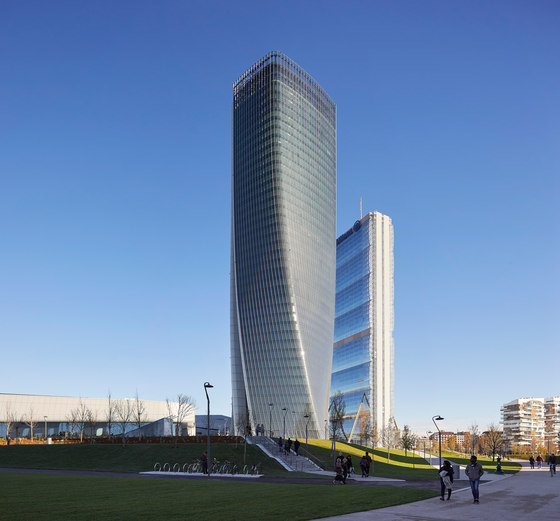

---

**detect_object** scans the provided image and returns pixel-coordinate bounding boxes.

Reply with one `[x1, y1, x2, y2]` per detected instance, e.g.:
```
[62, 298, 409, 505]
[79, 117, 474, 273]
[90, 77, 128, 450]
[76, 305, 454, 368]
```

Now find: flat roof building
[331, 211, 394, 440]
[0, 393, 194, 439]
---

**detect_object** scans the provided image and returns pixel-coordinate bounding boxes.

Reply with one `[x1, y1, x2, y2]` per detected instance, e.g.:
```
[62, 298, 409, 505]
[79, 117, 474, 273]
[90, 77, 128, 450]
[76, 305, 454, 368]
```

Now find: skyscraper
[231, 51, 336, 438]
[330, 211, 394, 440]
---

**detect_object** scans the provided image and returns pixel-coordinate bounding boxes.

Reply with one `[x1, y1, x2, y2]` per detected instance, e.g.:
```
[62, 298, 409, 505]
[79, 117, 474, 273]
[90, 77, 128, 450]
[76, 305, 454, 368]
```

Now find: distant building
[429, 431, 462, 447]
[195, 415, 232, 436]
[231, 51, 337, 439]
[330, 211, 394, 440]
[0, 393, 195, 439]
[501, 397, 560, 450]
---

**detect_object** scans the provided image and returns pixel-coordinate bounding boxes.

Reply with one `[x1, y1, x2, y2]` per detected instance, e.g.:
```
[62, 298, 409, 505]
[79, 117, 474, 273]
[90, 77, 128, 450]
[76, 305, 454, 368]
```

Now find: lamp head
[204, 382, 213, 389]
[433, 415, 444, 421]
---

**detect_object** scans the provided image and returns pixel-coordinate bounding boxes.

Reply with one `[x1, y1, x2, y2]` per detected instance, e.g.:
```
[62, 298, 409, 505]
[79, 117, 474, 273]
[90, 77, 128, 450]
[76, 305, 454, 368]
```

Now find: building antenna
[360, 197, 363, 219]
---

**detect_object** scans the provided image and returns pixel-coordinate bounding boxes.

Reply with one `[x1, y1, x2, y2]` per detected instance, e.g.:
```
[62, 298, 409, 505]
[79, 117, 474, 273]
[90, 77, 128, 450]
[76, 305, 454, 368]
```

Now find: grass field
[0, 443, 286, 476]
[0, 473, 439, 521]
[436, 451, 521, 474]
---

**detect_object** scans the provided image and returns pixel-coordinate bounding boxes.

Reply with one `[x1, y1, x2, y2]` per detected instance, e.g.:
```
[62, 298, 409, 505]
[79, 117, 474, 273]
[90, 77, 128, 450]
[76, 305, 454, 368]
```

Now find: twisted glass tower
[231, 51, 336, 438]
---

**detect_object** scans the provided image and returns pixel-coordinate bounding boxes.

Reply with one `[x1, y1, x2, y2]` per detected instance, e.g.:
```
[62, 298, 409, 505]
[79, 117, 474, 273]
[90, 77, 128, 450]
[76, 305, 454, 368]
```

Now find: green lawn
[436, 451, 521, 474]
[0, 443, 285, 476]
[0, 473, 439, 521]
[304, 440, 438, 480]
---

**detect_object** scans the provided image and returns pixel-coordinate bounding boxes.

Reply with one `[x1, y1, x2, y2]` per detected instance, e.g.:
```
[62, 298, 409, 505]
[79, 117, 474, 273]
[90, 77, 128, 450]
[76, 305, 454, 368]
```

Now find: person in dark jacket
[364, 451, 372, 477]
[359, 455, 368, 477]
[200, 451, 208, 474]
[465, 455, 484, 503]
[529, 455, 535, 469]
[293, 438, 300, 456]
[438, 460, 454, 500]
[549, 454, 557, 476]
[346, 454, 354, 475]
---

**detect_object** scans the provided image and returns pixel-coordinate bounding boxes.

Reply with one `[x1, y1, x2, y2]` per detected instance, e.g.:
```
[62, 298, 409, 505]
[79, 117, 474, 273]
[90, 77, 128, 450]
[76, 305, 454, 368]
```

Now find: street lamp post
[425, 431, 432, 462]
[44, 416, 48, 441]
[324, 419, 327, 440]
[292, 411, 296, 438]
[304, 414, 310, 448]
[282, 408, 287, 439]
[204, 382, 214, 476]
[432, 415, 444, 468]
[268, 403, 273, 438]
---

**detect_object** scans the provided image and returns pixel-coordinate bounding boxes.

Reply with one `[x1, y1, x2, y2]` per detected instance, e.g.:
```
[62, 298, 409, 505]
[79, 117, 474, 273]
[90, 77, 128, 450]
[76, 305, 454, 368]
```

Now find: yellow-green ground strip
[305, 440, 437, 480]
[0, 473, 439, 521]
[437, 450, 521, 473]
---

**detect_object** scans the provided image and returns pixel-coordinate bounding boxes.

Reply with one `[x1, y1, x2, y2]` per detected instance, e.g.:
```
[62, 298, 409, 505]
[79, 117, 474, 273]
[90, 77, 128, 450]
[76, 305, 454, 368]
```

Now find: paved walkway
[310, 462, 560, 521]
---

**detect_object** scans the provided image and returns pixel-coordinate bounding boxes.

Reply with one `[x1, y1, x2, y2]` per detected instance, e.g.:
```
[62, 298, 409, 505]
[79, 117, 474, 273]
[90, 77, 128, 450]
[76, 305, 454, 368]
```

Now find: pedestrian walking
[537, 454, 543, 468]
[200, 451, 208, 474]
[294, 438, 300, 456]
[342, 457, 349, 484]
[548, 454, 557, 476]
[278, 436, 283, 453]
[465, 455, 484, 504]
[438, 460, 454, 501]
[360, 455, 368, 477]
[6, 434, 11, 446]
[365, 451, 372, 477]
[346, 454, 354, 474]
[333, 457, 344, 484]
[285, 437, 292, 455]
[529, 456, 535, 469]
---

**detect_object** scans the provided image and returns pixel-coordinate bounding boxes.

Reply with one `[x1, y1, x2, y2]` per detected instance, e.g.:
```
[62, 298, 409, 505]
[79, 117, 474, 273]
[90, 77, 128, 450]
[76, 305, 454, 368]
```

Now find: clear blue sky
[1, 0, 558, 434]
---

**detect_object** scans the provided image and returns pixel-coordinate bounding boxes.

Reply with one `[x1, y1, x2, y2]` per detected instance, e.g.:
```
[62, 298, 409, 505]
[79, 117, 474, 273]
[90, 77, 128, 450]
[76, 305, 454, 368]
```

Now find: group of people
[359, 452, 373, 477]
[277, 436, 300, 456]
[439, 455, 485, 503]
[333, 452, 354, 484]
[529, 453, 556, 474]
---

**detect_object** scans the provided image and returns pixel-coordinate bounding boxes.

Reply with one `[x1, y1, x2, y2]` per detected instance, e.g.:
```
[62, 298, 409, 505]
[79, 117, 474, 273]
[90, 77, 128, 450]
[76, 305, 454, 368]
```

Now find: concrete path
[310, 462, 560, 521]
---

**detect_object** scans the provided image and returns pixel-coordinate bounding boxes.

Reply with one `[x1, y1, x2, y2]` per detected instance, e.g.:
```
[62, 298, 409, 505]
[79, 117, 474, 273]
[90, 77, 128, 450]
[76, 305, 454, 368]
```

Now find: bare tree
[400, 425, 417, 458]
[23, 407, 38, 440]
[86, 408, 99, 438]
[484, 423, 505, 461]
[329, 392, 347, 442]
[115, 399, 133, 445]
[359, 411, 372, 446]
[234, 410, 251, 464]
[65, 411, 77, 438]
[105, 392, 116, 436]
[381, 417, 399, 462]
[4, 403, 16, 440]
[69, 401, 90, 442]
[468, 422, 480, 455]
[134, 391, 146, 439]
[166, 394, 195, 440]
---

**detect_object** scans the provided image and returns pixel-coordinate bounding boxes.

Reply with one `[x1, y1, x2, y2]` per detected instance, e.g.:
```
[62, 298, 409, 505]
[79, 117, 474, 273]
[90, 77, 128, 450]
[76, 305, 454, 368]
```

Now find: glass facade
[331, 212, 394, 441]
[231, 51, 336, 438]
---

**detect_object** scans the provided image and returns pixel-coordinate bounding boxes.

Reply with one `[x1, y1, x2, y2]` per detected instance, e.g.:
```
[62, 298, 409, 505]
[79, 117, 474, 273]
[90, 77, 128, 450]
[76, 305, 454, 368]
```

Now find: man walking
[548, 454, 557, 476]
[465, 455, 484, 504]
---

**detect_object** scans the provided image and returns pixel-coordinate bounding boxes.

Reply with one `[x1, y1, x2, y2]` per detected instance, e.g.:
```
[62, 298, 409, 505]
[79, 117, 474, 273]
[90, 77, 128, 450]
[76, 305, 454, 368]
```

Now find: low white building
[0, 393, 195, 439]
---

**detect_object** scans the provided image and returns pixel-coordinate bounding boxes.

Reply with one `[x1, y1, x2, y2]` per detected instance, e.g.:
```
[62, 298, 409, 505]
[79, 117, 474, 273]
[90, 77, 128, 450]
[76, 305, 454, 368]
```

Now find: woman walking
[438, 460, 454, 501]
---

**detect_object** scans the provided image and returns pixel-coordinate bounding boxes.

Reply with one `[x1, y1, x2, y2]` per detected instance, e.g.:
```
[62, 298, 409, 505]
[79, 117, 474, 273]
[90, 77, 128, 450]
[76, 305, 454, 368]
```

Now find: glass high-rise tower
[331, 212, 394, 441]
[231, 51, 336, 438]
